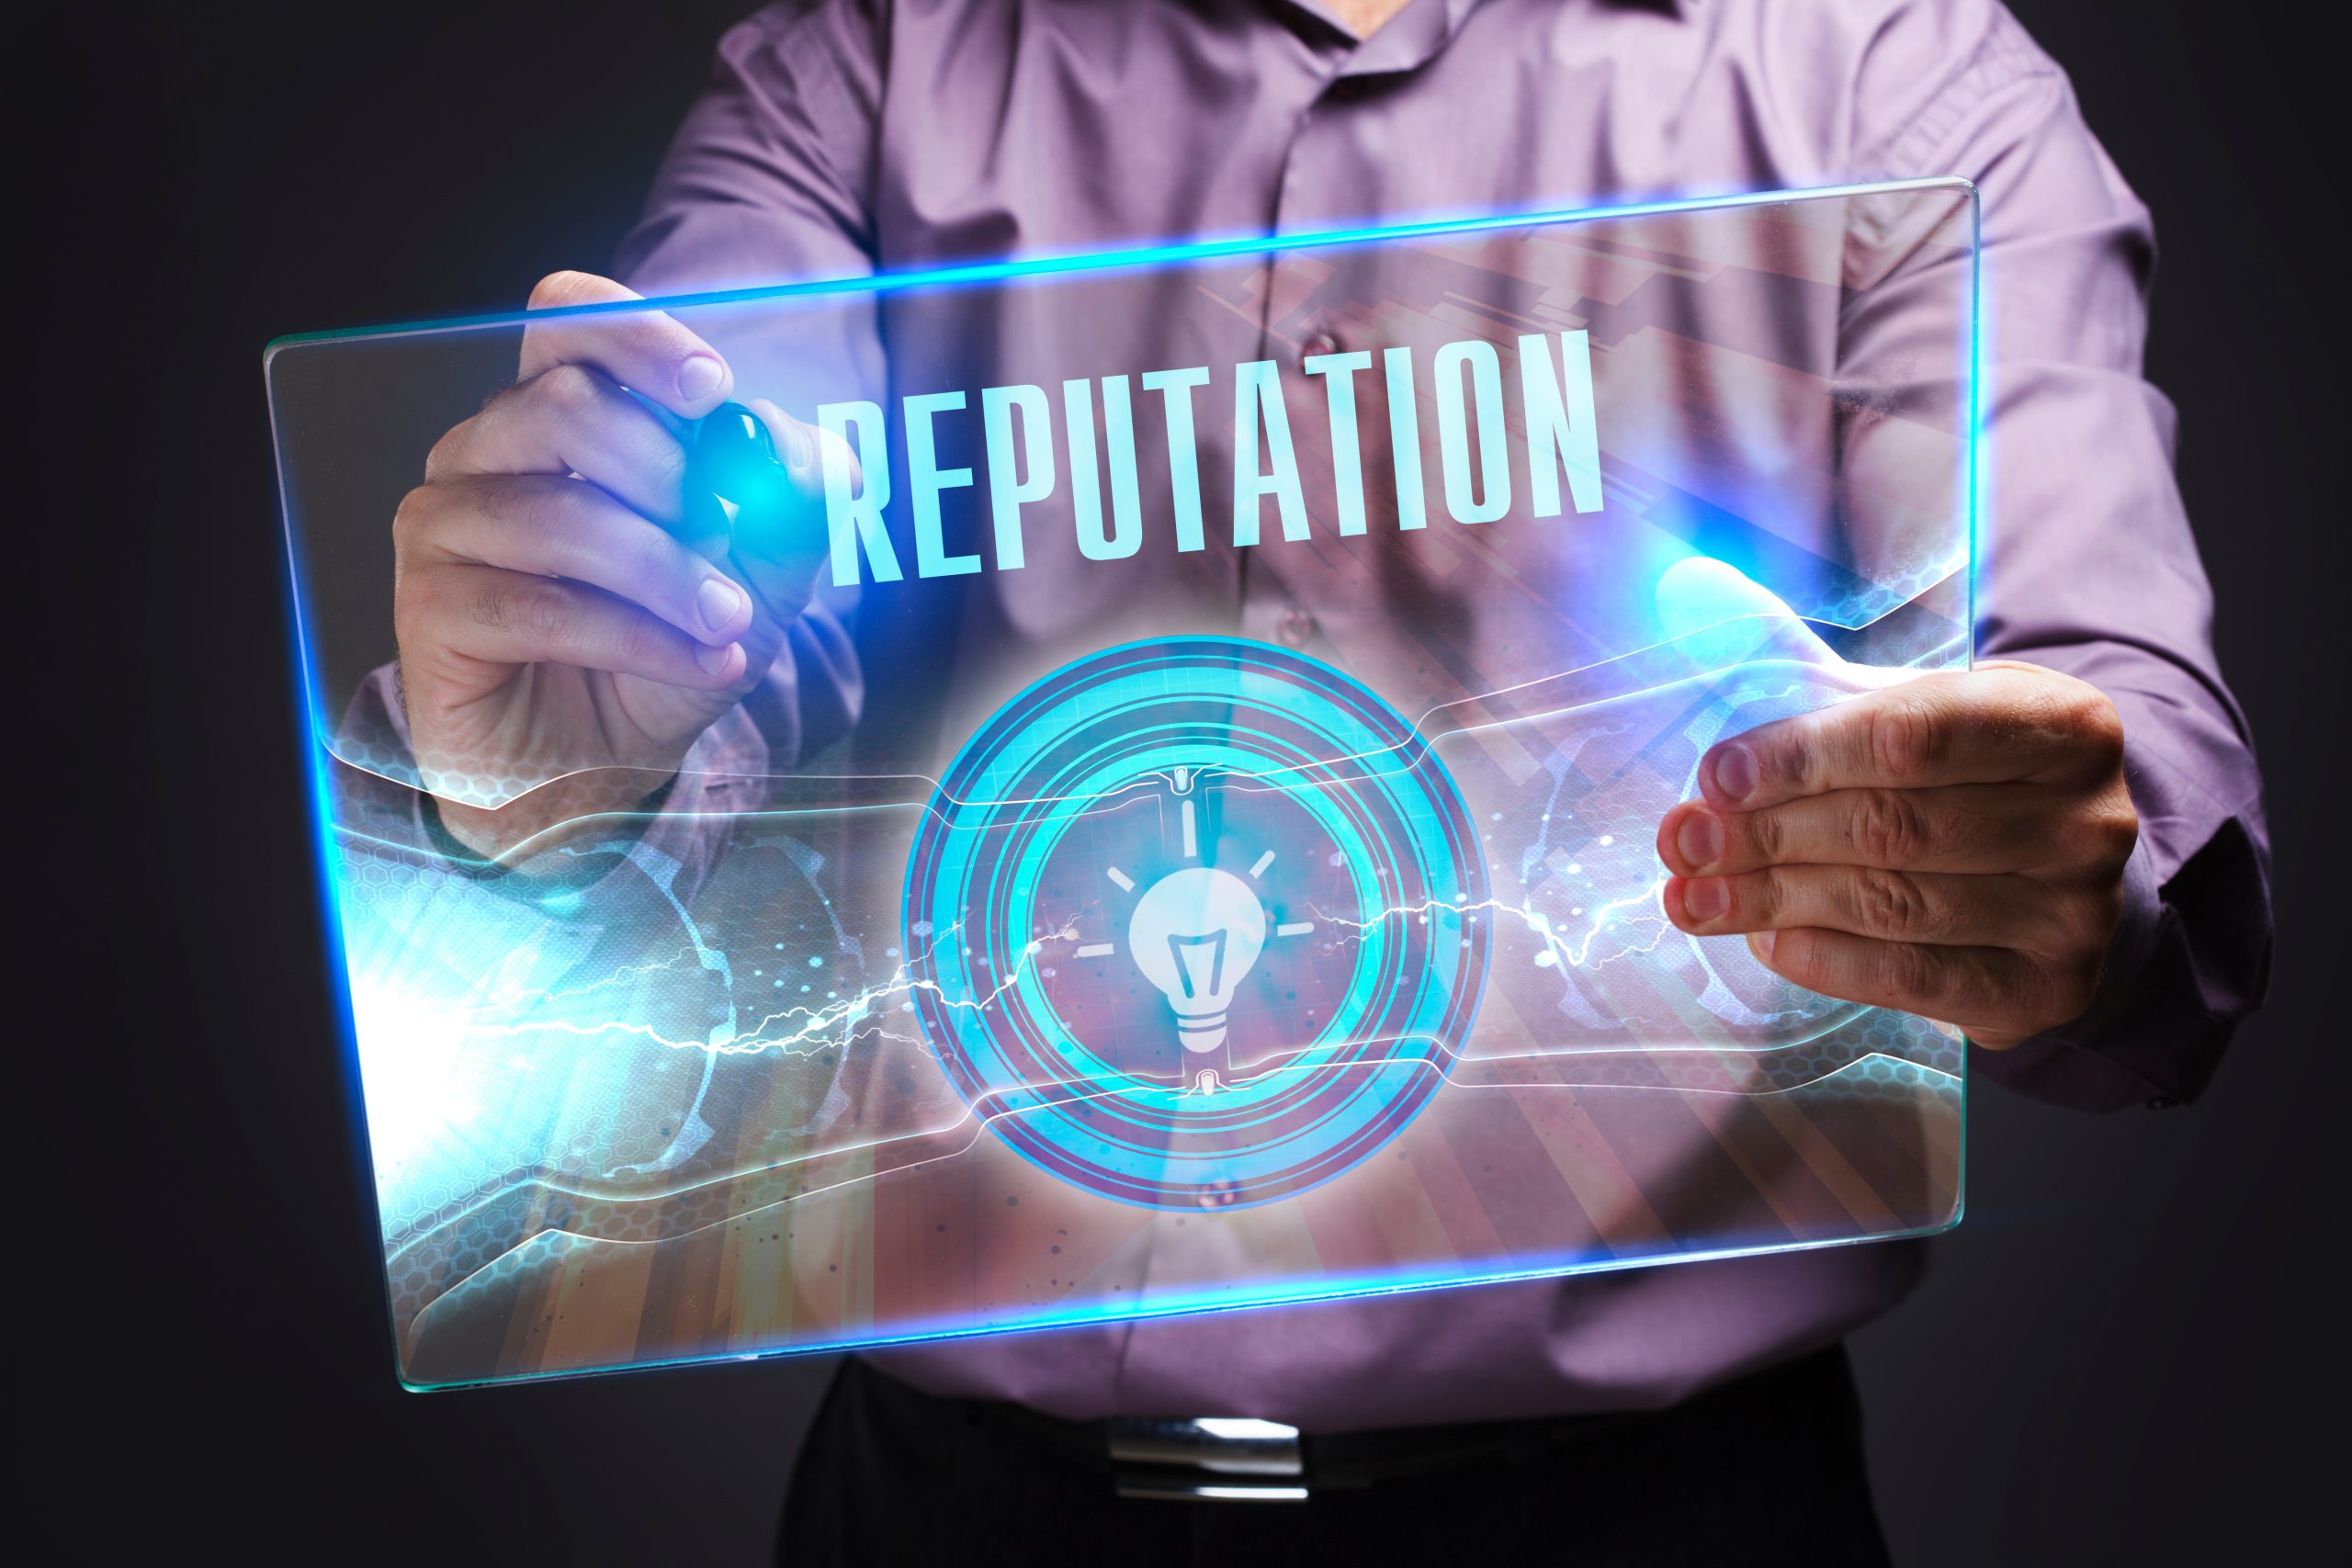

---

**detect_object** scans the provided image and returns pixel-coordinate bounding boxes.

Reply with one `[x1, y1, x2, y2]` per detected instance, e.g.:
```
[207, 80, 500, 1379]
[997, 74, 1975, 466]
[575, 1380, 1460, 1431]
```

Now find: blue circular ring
[905, 637, 1488, 1211]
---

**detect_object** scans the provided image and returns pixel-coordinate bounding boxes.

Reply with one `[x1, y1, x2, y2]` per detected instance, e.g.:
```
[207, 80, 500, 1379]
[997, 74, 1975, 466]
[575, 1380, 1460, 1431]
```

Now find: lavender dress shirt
[513, 0, 2266, 1430]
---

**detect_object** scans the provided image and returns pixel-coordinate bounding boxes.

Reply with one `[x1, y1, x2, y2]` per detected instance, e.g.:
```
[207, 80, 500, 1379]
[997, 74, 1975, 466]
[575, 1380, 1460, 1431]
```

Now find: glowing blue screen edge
[265, 176, 1982, 1388]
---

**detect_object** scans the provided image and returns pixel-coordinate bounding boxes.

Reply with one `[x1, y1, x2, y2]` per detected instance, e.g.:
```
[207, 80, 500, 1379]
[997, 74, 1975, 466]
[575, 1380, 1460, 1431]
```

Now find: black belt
[964, 1382, 1678, 1503]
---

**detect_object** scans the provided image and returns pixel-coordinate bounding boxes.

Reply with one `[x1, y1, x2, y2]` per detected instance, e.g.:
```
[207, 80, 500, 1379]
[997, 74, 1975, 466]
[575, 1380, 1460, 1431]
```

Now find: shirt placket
[1111, 6, 1482, 1416]
[1238, 0, 1476, 656]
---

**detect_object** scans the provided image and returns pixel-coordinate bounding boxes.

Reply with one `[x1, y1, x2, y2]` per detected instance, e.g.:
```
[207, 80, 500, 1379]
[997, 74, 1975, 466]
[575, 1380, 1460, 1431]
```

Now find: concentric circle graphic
[905, 637, 1489, 1211]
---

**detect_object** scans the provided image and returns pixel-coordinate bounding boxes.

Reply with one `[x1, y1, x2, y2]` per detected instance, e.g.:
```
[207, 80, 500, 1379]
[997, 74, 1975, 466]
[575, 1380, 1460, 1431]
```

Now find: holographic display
[268, 180, 1979, 1386]
[906, 636, 1489, 1210]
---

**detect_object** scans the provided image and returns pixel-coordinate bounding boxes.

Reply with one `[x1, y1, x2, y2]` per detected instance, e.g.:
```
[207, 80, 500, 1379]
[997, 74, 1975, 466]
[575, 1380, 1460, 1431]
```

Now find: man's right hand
[392, 271, 830, 858]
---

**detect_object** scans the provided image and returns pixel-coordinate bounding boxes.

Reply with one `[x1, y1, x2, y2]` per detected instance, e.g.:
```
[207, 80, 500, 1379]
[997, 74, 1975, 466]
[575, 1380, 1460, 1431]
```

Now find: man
[379, 1, 2268, 1558]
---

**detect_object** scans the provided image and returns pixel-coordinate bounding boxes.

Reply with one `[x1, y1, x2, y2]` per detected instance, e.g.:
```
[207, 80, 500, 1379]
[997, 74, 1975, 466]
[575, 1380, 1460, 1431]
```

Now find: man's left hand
[1657, 660, 2139, 1049]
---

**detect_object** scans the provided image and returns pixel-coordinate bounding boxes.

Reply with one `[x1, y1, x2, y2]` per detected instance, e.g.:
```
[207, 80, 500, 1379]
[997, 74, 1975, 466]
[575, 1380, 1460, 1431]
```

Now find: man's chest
[863, 1, 1830, 268]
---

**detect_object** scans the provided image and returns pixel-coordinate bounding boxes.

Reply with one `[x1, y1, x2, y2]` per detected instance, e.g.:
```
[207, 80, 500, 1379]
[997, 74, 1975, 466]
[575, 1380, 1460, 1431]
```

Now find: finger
[1744, 926, 2064, 1038]
[517, 271, 733, 419]
[400, 562, 746, 690]
[1696, 665, 2124, 810]
[428, 364, 719, 532]
[1658, 782, 2131, 877]
[396, 477, 752, 647]
[1665, 864, 2049, 948]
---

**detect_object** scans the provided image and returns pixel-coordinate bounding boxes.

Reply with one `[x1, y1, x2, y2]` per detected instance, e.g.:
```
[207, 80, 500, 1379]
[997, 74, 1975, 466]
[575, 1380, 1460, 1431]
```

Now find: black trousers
[779, 1346, 1891, 1565]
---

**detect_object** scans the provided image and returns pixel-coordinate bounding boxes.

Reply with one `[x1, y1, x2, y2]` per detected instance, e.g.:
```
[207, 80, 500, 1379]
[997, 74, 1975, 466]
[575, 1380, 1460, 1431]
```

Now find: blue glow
[399, 1213, 1962, 1392]
[273, 411, 406, 1381]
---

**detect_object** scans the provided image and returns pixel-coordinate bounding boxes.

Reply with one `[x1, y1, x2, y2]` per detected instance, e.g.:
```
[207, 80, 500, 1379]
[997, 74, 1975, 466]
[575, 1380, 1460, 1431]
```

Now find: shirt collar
[1283, 0, 1684, 81]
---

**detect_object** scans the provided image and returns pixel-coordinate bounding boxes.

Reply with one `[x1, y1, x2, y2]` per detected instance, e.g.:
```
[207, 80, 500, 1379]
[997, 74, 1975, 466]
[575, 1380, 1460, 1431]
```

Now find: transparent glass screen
[269, 179, 1976, 1387]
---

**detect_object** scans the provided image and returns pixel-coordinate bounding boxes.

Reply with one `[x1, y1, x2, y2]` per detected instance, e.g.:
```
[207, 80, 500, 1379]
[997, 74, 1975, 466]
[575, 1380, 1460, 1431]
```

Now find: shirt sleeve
[616, 0, 889, 403]
[614, 0, 894, 787]
[1852, 0, 2273, 1111]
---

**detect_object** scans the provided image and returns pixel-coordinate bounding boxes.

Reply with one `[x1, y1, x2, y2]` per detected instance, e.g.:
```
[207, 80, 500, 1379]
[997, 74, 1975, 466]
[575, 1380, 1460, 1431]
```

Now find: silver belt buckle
[1106, 1416, 1308, 1502]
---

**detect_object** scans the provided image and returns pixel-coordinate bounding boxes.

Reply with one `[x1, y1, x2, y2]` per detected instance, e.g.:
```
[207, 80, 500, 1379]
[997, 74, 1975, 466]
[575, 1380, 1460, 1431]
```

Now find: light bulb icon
[1066, 769, 1322, 1095]
[1127, 866, 1268, 1058]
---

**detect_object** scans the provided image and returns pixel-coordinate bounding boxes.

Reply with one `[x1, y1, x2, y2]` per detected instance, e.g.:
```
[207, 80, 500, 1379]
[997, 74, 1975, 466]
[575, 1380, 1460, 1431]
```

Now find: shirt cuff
[1968, 831, 2176, 1111]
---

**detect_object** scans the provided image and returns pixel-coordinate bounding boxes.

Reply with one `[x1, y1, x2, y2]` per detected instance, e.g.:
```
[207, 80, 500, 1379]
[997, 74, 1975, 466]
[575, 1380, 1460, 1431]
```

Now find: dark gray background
[40, 3, 2333, 1561]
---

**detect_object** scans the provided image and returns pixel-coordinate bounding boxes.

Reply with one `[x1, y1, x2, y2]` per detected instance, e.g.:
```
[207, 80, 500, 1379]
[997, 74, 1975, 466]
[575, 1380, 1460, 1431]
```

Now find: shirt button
[1302, 329, 1340, 362]
[1276, 608, 1317, 649]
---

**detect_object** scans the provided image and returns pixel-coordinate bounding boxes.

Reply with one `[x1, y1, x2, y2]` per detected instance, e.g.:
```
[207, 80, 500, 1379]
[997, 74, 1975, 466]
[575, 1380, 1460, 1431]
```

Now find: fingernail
[1749, 930, 1778, 962]
[1683, 877, 1729, 922]
[695, 640, 741, 677]
[1711, 743, 1758, 803]
[696, 576, 749, 634]
[782, 419, 814, 471]
[1676, 809, 1724, 871]
[677, 355, 726, 405]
